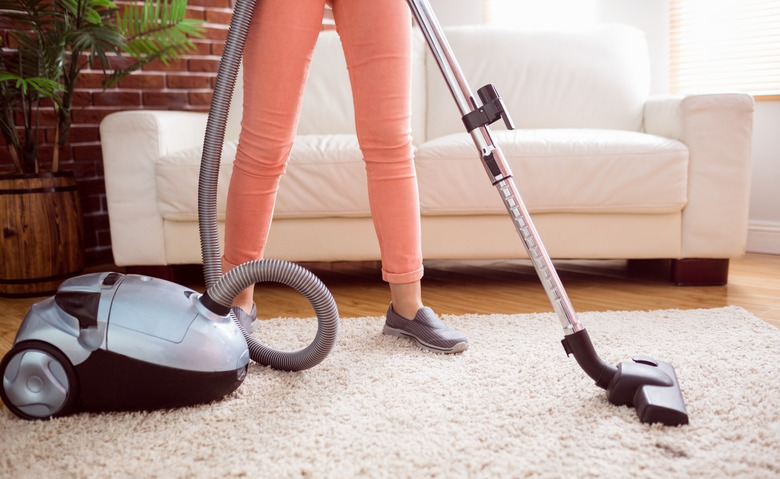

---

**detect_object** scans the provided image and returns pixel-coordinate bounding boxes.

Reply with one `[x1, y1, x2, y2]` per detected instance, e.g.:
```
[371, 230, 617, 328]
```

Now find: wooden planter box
[0, 172, 84, 297]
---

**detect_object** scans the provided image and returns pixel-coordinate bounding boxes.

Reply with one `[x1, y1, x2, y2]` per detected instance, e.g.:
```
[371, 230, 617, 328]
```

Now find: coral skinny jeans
[224, 0, 422, 284]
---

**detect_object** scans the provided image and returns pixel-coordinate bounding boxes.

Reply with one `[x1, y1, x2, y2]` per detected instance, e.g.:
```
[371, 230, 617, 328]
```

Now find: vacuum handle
[406, 0, 583, 335]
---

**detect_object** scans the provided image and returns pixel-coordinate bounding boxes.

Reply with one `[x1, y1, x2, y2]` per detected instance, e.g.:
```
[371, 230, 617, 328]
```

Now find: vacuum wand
[407, 0, 688, 426]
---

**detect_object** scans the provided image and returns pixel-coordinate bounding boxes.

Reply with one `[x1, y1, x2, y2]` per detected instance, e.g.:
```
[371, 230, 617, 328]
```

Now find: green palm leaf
[111, 0, 203, 71]
[0, 73, 64, 98]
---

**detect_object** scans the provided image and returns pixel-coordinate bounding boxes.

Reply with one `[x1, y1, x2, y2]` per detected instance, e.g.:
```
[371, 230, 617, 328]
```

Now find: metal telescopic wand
[406, 0, 583, 336]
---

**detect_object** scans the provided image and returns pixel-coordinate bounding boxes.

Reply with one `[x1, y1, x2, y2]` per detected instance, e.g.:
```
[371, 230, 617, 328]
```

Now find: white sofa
[100, 25, 754, 284]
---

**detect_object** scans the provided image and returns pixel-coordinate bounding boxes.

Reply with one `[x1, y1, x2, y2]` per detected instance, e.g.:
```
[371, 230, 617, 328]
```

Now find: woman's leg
[223, 0, 326, 312]
[331, 0, 424, 319]
[333, 1, 467, 353]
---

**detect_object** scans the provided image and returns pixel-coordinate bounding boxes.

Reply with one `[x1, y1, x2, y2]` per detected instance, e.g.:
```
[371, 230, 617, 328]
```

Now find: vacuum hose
[203, 259, 339, 371]
[197, 0, 339, 371]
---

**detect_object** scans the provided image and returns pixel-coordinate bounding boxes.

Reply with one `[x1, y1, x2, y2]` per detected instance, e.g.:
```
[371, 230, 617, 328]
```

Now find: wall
[428, 0, 483, 25]
[748, 101, 780, 254]
[593, 0, 670, 95]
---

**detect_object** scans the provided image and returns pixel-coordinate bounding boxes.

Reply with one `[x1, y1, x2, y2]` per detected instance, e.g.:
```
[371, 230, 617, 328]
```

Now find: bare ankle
[389, 281, 423, 320]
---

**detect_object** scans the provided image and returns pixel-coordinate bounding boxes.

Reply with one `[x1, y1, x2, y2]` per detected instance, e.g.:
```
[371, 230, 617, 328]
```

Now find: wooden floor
[1, 253, 779, 359]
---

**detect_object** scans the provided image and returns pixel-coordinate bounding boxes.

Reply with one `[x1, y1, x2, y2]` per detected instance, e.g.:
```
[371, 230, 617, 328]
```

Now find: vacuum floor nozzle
[607, 357, 689, 426]
[562, 328, 689, 426]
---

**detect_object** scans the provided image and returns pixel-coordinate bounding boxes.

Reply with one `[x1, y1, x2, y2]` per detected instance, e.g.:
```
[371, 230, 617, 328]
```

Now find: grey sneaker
[231, 303, 260, 333]
[383, 305, 468, 354]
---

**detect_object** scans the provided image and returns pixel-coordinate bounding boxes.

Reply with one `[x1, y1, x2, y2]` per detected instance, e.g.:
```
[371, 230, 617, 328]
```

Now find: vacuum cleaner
[1, 0, 688, 426]
[0, 0, 340, 419]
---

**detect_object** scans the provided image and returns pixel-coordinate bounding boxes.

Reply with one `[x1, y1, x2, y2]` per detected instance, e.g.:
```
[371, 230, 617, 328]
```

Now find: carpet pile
[1, 306, 778, 478]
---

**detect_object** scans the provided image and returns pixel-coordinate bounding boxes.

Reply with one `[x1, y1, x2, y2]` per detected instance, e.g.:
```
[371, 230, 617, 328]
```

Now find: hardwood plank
[2, 253, 779, 360]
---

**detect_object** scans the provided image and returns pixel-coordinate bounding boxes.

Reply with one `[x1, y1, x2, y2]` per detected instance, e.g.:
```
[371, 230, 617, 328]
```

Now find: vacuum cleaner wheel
[0, 341, 79, 420]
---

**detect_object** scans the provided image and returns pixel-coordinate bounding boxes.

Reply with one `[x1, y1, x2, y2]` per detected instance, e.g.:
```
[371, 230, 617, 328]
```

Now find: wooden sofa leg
[669, 259, 730, 286]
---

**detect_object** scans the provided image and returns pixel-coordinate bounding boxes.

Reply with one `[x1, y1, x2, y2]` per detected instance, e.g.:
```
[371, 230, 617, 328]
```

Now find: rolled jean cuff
[382, 265, 424, 284]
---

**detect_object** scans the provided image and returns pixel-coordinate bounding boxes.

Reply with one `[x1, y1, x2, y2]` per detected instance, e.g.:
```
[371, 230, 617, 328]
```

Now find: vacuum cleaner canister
[0, 272, 250, 420]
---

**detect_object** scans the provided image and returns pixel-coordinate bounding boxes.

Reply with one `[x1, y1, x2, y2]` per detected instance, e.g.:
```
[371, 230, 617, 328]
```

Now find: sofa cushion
[155, 135, 372, 221]
[155, 141, 235, 222]
[426, 25, 651, 139]
[156, 129, 687, 222]
[414, 129, 688, 215]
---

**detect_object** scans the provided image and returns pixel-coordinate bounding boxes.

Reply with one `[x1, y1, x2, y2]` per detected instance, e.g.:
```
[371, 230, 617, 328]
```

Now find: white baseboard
[747, 221, 780, 255]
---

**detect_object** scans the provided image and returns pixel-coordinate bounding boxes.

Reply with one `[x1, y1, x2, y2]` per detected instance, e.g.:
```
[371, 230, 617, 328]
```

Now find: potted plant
[0, 0, 204, 296]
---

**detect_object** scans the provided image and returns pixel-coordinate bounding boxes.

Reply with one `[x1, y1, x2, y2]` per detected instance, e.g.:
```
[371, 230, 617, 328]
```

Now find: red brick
[70, 159, 101, 179]
[202, 25, 229, 41]
[211, 42, 225, 56]
[144, 58, 188, 72]
[168, 74, 213, 89]
[188, 0, 231, 8]
[42, 126, 59, 144]
[191, 41, 212, 56]
[32, 144, 55, 163]
[92, 91, 142, 107]
[186, 7, 207, 20]
[36, 108, 58, 126]
[143, 91, 189, 107]
[188, 58, 221, 73]
[71, 143, 104, 162]
[83, 212, 111, 233]
[77, 72, 110, 89]
[118, 73, 166, 89]
[1, 31, 23, 49]
[75, 108, 121, 125]
[68, 125, 101, 143]
[88, 53, 135, 71]
[72, 91, 93, 108]
[189, 91, 214, 106]
[205, 9, 233, 24]
[0, 147, 13, 166]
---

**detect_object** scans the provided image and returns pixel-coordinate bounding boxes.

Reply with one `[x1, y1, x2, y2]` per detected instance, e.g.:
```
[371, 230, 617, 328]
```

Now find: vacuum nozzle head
[607, 356, 689, 426]
[562, 329, 689, 426]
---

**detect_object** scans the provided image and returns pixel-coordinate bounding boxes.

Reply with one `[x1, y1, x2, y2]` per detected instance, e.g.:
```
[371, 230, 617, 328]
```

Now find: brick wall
[1, 0, 235, 266]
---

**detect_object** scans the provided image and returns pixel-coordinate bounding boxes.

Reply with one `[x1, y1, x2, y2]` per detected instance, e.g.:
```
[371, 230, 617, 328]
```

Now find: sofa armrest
[644, 93, 754, 258]
[100, 110, 208, 266]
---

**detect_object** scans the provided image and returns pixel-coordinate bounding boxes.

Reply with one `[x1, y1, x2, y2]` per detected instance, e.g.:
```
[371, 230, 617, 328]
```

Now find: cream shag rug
[1, 306, 778, 478]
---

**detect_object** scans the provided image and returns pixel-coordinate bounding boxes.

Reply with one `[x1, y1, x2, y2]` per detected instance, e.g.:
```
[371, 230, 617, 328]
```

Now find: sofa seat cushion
[156, 134, 371, 221]
[156, 129, 688, 222]
[414, 129, 688, 215]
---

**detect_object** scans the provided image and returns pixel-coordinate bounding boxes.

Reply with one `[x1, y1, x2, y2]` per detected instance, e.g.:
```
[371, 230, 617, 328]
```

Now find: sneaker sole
[382, 325, 469, 354]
